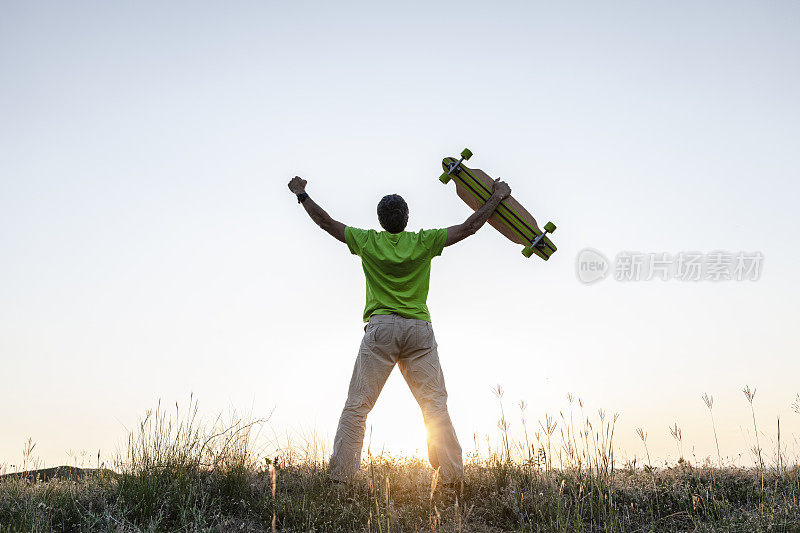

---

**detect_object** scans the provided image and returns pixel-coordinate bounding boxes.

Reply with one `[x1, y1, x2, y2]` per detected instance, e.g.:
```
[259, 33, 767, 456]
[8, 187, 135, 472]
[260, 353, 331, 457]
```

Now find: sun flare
[361, 373, 431, 461]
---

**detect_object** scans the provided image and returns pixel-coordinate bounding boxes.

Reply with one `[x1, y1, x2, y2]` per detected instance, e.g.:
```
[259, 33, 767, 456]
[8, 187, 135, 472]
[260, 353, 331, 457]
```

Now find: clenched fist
[288, 176, 307, 194]
[491, 178, 511, 200]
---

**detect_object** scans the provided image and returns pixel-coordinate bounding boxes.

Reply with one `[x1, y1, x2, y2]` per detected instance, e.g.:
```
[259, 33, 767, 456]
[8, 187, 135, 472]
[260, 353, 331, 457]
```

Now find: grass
[1, 388, 800, 532]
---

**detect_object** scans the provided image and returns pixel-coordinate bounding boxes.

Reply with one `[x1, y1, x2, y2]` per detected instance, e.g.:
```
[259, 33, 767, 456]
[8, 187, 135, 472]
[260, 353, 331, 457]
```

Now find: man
[287, 174, 511, 486]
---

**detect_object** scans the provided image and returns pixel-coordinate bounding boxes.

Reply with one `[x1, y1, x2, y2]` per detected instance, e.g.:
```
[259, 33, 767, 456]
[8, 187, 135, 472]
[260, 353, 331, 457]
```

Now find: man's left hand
[288, 176, 307, 194]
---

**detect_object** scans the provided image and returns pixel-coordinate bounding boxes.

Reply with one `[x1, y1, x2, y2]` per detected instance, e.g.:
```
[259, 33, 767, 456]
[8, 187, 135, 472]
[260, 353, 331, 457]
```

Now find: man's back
[345, 227, 447, 322]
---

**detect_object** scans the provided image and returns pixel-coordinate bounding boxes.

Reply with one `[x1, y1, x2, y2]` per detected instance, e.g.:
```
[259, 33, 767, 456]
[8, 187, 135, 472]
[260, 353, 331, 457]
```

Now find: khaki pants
[329, 314, 463, 483]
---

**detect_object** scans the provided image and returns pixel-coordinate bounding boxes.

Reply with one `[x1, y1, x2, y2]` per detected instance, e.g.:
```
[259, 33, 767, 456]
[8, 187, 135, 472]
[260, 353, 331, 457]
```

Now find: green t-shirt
[345, 227, 448, 322]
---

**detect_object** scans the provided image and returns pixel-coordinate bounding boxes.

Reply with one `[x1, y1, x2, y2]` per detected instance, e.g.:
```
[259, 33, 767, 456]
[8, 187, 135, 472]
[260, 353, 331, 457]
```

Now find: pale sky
[2, 1, 799, 470]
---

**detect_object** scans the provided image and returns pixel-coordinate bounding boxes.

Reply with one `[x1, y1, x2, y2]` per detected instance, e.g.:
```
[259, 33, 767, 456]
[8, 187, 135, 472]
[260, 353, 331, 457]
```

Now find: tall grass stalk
[637, 427, 660, 519]
[743, 385, 765, 499]
[669, 422, 684, 462]
[269, 461, 277, 533]
[493, 385, 511, 463]
[702, 393, 723, 466]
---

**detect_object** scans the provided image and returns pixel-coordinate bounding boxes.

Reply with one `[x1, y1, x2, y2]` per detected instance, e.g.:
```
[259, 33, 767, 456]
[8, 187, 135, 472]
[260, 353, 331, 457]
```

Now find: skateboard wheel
[521, 246, 533, 258]
[439, 172, 451, 184]
[461, 148, 473, 160]
[544, 222, 556, 233]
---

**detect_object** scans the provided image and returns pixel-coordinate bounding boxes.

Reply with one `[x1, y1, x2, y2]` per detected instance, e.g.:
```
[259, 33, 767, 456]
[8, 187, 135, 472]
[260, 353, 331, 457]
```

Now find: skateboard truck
[522, 221, 557, 258]
[439, 148, 473, 183]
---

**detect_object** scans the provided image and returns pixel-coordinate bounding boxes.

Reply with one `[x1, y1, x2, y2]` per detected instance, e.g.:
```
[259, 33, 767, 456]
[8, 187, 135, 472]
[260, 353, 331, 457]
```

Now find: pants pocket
[417, 322, 436, 350]
[372, 321, 393, 347]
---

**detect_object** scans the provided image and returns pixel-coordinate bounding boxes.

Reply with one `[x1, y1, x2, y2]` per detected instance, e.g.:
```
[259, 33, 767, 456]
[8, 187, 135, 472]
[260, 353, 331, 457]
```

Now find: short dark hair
[377, 194, 408, 233]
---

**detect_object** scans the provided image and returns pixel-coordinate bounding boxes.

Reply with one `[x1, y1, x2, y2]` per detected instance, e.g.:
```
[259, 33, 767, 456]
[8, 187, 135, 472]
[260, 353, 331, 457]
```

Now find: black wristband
[296, 192, 309, 204]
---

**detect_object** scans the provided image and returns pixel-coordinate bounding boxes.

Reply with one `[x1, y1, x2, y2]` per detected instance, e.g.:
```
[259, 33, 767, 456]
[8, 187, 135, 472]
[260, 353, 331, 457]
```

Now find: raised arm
[444, 178, 511, 247]
[288, 176, 346, 243]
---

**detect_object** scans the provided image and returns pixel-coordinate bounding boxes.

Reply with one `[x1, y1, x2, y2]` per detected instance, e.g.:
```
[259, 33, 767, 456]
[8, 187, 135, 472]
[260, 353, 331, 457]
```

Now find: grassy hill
[2, 397, 799, 531]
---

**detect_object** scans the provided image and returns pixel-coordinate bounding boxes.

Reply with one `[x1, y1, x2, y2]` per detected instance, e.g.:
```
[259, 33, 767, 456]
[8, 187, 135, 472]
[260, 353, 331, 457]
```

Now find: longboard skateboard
[439, 148, 557, 260]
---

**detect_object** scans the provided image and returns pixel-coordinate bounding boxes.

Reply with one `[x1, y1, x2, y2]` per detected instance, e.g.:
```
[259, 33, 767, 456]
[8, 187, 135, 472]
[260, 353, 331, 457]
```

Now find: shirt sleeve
[421, 228, 448, 258]
[344, 226, 368, 256]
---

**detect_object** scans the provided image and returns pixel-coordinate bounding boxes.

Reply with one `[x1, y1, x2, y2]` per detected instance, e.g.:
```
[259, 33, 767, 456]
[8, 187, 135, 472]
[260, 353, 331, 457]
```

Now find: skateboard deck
[439, 149, 557, 260]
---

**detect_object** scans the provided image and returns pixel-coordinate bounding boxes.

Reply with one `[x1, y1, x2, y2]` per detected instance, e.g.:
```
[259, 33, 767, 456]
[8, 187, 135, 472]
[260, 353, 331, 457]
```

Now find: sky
[1, 1, 799, 471]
